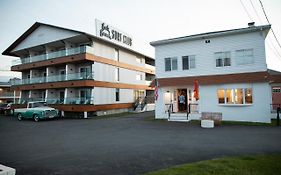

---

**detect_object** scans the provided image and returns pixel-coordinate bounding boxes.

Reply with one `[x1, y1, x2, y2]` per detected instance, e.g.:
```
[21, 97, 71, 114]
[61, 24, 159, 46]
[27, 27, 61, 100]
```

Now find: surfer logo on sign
[100, 23, 111, 39]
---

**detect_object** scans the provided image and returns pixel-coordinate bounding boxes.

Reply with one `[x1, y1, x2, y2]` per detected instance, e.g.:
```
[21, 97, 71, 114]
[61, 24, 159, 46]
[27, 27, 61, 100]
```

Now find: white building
[2, 22, 155, 117]
[151, 23, 281, 123]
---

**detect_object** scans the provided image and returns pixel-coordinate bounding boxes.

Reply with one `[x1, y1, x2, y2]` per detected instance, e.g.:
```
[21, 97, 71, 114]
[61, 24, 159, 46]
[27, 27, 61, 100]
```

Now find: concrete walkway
[0, 112, 281, 175]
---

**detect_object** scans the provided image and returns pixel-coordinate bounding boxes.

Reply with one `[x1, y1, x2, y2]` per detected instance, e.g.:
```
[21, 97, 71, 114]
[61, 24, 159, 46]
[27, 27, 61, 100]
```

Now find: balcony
[12, 46, 94, 66]
[145, 80, 152, 86]
[0, 92, 16, 98]
[11, 72, 94, 86]
[16, 97, 94, 105]
[145, 64, 155, 71]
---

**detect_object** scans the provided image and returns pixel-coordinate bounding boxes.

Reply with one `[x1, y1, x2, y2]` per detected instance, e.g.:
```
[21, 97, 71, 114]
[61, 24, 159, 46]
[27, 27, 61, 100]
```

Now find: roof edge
[2, 22, 154, 60]
[2, 22, 86, 57]
[150, 24, 271, 46]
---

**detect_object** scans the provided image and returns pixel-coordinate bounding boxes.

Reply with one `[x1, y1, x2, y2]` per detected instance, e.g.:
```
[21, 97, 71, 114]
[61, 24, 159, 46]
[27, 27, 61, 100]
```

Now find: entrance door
[80, 67, 91, 79]
[27, 74, 30, 84]
[177, 89, 187, 112]
[43, 72, 47, 82]
[59, 91, 65, 104]
[80, 89, 91, 104]
[59, 70, 65, 81]
[42, 91, 46, 101]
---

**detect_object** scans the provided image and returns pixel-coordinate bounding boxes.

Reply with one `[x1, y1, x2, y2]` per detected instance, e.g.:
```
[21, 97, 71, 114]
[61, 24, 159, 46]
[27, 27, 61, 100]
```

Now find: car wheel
[17, 113, 23, 121]
[34, 114, 39, 122]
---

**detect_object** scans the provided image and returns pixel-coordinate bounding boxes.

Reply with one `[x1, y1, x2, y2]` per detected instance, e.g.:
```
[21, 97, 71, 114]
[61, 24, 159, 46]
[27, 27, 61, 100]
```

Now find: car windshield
[33, 102, 47, 108]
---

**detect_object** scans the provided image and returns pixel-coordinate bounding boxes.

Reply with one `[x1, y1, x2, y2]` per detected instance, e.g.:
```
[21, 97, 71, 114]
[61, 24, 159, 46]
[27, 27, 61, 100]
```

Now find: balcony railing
[145, 64, 155, 71]
[12, 46, 94, 66]
[145, 80, 152, 86]
[16, 97, 94, 105]
[11, 72, 94, 85]
[0, 92, 15, 97]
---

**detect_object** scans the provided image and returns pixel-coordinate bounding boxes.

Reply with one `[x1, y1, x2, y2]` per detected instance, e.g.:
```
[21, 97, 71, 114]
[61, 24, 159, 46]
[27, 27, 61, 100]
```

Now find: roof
[268, 69, 281, 84]
[150, 24, 271, 46]
[268, 69, 281, 75]
[2, 22, 154, 60]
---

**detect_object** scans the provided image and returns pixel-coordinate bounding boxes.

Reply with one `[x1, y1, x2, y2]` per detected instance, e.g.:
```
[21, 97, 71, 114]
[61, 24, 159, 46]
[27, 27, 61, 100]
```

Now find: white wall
[66, 88, 77, 98]
[47, 89, 58, 99]
[13, 25, 80, 52]
[93, 42, 115, 60]
[93, 62, 145, 85]
[119, 50, 145, 67]
[155, 31, 267, 78]
[155, 88, 167, 119]
[199, 82, 271, 123]
[93, 62, 115, 82]
[93, 87, 134, 105]
[93, 41, 148, 85]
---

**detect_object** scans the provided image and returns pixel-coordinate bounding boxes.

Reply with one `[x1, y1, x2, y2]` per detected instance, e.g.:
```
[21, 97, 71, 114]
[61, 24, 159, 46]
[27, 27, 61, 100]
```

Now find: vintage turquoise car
[14, 101, 59, 122]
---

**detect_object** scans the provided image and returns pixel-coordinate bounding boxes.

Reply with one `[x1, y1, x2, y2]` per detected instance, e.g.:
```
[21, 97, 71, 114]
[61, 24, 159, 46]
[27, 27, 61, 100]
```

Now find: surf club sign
[95, 19, 133, 47]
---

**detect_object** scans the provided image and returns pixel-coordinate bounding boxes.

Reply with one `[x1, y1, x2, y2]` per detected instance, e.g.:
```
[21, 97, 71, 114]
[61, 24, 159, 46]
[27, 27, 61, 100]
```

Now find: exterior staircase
[133, 96, 155, 113]
[168, 113, 190, 122]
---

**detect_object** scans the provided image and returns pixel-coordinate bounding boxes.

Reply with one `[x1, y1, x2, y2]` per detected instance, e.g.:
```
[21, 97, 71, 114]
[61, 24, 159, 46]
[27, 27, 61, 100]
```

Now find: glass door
[59, 70, 65, 81]
[80, 67, 91, 79]
[80, 89, 91, 104]
[59, 91, 65, 104]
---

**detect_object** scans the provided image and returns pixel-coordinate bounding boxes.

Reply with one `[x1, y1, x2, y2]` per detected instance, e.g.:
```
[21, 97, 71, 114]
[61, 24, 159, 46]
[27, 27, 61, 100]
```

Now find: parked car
[0, 103, 12, 115]
[14, 101, 59, 122]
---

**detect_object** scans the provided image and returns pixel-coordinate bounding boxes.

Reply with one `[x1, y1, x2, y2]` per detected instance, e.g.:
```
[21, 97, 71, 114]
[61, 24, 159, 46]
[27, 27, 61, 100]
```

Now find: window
[115, 88, 120, 101]
[165, 58, 171, 71]
[182, 55, 196, 70]
[136, 73, 142, 81]
[115, 67, 120, 82]
[217, 89, 225, 104]
[236, 49, 254, 65]
[244, 88, 253, 104]
[217, 88, 253, 105]
[136, 57, 142, 63]
[215, 52, 231, 67]
[272, 88, 281, 93]
[114, 49, 119, 61]
[226, 89, 234, 104]
[235, 89, 244, 104]
[172, 58, 177, 70]
[165, 57, 177, 71]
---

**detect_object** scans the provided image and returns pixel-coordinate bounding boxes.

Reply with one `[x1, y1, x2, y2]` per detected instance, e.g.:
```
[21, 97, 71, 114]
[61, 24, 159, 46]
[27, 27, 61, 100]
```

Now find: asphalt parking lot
[1, 112, 281, 175]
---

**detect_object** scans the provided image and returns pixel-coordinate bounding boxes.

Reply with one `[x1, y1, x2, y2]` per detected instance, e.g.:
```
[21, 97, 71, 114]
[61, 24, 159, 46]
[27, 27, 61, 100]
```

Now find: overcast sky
[0, 0, 281, 80]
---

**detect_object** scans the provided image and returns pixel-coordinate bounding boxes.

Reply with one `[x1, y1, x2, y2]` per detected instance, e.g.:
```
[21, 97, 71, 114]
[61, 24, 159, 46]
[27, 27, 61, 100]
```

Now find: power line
[240, 0, 281, 61]
[249, 0, 263, 23]
[239, 0, 254, 21]
[266, 39, 281, 59]
[258, 0, 270, 23]
[258, 0, 281, 49]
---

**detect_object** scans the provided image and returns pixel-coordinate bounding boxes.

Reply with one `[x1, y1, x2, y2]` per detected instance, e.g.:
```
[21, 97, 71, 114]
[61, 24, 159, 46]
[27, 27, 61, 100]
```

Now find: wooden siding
[11, 79, 154, 91]
[155, 71, 269, 87]
[11, 53, 155, 74]
[11, 103, 133, 112]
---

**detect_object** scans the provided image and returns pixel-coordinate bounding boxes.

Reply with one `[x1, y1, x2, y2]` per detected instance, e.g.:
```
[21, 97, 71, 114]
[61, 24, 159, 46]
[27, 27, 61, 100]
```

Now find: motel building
[151, 23, 281, 123]
[2, 21, 155, 118]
